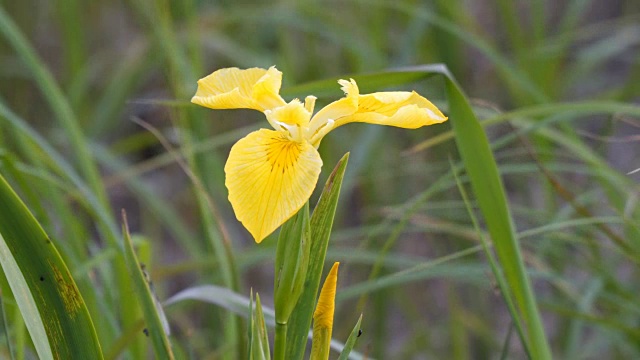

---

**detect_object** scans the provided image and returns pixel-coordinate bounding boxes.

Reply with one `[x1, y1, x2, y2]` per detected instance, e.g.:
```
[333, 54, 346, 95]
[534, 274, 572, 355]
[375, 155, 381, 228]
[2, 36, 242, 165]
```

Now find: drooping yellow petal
[308, 79, 447, 146]
[335, 89, 447, 129]
[191, 66, 286, 112]
[224, 129, 322, 243]
[310, 262, 340, 360]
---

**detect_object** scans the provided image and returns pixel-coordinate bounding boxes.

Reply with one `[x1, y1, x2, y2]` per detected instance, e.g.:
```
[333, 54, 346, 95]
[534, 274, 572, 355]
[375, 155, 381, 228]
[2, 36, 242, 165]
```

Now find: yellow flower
[192, 67, 447, 242]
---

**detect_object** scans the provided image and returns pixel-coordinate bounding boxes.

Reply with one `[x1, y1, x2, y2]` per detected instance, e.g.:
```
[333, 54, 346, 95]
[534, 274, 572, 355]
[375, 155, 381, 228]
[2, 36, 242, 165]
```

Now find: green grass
[0, 0, 639, 358]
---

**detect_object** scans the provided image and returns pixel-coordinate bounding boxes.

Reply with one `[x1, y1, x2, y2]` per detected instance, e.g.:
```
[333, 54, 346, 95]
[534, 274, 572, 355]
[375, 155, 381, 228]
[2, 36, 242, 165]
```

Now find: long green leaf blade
[0, 233, 52, 359]
[445, 77, 552, 359]
[0, 174, 103, 359]
[285, 153, 349, 360]
[121, 211, 174, 360]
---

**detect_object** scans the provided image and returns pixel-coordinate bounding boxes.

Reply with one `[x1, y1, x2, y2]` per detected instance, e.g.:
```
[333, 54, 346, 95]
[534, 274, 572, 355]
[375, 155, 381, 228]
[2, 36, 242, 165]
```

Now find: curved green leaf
[444, 69, 553, 359]
[121, 212, 174, 360]
[0, 174, 103, 359]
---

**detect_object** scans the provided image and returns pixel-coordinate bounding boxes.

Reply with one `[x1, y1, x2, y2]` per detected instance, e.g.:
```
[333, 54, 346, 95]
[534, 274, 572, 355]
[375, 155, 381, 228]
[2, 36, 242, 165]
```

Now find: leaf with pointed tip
[121, 212, 174, 360]
[337, 315, 363, 360]
[0, 174, 103, 359]
[250, 294, 270, 360]
[285, 153, 349, 360]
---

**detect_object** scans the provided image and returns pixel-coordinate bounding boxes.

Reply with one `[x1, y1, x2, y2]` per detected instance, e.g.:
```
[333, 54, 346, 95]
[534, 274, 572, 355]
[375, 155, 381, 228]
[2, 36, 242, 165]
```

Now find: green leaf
[274, 205, 312, 360]
[121, 211, 174, 360]
[445, 74, 552, 359]
[247, 289, 254, 360]
[451, 157, 530, 358]
[167, 285, 275, 324]
[250, 293, 270, 360]
[286, 153, 350, 360]
[0, 174, 103, 359]
[337, 314, 363, 360]
[274, 202, 311, 324]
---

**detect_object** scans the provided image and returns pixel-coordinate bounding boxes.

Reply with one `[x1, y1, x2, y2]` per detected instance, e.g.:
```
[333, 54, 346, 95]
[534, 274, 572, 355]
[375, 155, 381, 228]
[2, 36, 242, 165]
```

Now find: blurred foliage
[0, 0, 639, 358]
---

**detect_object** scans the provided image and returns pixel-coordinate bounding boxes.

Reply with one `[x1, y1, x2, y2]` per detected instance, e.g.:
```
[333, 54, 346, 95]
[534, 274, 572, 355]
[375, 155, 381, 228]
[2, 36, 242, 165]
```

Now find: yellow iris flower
[192, 66, 447, 242]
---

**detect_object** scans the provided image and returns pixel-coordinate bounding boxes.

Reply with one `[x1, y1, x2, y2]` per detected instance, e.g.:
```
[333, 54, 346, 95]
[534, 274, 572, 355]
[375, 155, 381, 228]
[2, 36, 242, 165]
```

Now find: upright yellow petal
[224, 129, 322, 242]
[335, 90, 447, 129]
[306, 79, 359, 144]
[265, 99, 311, 127]
[310, 262, 340, 360]
[191, 67, 286, 112]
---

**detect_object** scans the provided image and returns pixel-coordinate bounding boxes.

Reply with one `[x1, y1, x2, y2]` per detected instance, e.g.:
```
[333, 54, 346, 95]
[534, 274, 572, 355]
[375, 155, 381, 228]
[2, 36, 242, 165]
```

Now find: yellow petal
[265, 99, 311, 127]
[224, 129, 322, 242]
[335, 90, 447, 129]
[191, 66, 286, 112]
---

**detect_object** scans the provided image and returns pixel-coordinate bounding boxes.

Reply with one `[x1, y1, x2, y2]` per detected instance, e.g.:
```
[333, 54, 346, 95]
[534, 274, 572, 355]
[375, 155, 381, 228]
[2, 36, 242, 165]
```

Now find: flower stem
[274, 321, 287, 360]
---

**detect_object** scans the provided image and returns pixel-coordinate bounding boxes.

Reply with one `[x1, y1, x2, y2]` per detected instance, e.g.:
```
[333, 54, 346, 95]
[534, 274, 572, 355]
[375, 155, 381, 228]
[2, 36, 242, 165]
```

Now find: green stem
[274, 322, 287, 360]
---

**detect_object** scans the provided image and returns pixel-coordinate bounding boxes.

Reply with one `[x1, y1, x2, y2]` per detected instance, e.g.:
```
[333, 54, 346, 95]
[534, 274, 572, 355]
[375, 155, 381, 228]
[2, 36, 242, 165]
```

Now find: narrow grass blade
[408, 101, 640, 154]
[445, 76, 552, 358]
[0, 5, 109, 208]
[248, 289, 254, 360]
[121, 211, 174, 360]
[0, 291, 17, 360]
[167, 285, 273, 324]
[286, 153, 350, 360]
[0, 97, 127, 345]
[337, 314, 363, 360]
[0, 99, 121, 242]
[337, 263, 488, 300]
[499, 323, 515, 360]
[128, 3, 242, 354]
[0, 174, 103, 359]
[451, 158, 531, 358]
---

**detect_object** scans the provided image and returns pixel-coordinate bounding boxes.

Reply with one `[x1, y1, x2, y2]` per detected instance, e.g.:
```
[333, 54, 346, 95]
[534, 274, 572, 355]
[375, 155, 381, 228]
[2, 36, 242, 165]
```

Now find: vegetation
[0, 0, 638, 358]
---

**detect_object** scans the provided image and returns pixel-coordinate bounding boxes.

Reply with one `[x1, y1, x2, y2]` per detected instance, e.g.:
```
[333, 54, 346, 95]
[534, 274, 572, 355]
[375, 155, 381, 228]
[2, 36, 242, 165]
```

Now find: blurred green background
[0, 0, 639, 359]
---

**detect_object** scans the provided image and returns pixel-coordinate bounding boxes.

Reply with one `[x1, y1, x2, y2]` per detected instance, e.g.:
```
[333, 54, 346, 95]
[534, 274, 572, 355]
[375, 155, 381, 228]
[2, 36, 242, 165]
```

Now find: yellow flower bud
[311, 262, 340, 360]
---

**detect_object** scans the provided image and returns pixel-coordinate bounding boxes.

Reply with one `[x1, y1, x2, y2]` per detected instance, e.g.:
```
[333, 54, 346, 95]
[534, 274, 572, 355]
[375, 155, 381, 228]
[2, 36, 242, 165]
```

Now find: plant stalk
[274, 322, 287, 360]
